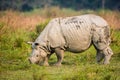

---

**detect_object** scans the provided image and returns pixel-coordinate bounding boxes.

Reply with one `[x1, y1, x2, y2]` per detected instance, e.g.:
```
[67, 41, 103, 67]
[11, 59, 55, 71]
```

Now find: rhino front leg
[54, 48, 64, 66]
[43, 53, 54, 66]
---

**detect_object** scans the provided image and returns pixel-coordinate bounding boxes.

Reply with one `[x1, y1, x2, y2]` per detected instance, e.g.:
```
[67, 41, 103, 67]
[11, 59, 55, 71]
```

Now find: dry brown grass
[98, 11, 120, 30]
[0, 10, 46, 31]
[0, 10, 119, 31]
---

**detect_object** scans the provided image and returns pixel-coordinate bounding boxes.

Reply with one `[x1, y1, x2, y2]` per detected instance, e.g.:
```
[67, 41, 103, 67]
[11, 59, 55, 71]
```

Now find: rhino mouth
[35, 61, 40, 64]
[28, 58, 40, 64]
[28, 56, 45, 65]
[35, 58, 44, 65]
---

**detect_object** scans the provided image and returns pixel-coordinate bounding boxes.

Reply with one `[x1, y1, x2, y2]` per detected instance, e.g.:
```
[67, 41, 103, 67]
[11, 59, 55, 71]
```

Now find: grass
[0, 9, 120, 80]
[0, 45, 120, 80]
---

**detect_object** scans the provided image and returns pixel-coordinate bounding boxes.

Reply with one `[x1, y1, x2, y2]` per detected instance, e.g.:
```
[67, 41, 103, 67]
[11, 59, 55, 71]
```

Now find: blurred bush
[36, 19, 50, 34]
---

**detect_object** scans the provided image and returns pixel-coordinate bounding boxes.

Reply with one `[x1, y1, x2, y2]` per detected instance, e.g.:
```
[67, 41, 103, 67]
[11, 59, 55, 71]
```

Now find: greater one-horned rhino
[28, 14, 113, 66]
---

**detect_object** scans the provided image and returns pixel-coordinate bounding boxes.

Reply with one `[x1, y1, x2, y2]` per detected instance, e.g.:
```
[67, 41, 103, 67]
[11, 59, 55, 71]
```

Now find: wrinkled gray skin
[28, 14, 113, 66]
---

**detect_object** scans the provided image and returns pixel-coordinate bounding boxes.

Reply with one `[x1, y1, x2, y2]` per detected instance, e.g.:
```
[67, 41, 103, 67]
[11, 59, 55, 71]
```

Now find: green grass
[0, 47, 120, 80]
[0, 10, 120, 80]
[0, 37, 120, 80]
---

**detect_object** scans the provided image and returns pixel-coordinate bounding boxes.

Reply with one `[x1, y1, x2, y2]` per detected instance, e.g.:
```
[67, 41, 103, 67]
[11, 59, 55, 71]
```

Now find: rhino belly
[66, 35, 92, 53]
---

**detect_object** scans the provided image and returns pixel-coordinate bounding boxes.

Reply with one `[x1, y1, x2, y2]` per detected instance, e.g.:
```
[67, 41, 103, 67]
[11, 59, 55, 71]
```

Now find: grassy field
[0, 9, 120, 80]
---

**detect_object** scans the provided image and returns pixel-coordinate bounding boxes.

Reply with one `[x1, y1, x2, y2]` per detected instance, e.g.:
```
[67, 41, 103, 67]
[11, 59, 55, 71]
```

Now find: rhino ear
[27, 42, 33, 45]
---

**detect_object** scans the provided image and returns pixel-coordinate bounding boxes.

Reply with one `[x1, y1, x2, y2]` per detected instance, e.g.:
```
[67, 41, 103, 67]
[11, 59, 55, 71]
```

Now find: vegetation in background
[0, 0, 120, 11]
[0, 9, 120, 80]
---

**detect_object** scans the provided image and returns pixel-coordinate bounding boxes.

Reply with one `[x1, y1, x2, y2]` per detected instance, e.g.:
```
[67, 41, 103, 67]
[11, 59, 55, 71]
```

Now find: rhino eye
[35, 43, 39, 46]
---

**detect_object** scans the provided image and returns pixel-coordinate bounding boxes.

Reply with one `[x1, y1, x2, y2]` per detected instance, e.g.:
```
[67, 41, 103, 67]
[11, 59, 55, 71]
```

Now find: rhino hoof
[54, 63, 62, 66]
[43, 63, 49, 66]
[103, 61, 110, 65]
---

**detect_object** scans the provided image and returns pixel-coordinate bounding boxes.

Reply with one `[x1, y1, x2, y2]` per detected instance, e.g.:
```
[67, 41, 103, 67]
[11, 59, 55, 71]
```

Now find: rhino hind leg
[94, 44, 113, 64]
[96, 50, 104, 63]
[102, 47, 113, 64]
[92, 26, 113, 64]
[96, 47, 113, 64]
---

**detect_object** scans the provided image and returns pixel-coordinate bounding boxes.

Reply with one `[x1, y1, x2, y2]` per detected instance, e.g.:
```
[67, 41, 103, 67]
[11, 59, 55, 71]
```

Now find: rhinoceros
[28, 14, 113, 66]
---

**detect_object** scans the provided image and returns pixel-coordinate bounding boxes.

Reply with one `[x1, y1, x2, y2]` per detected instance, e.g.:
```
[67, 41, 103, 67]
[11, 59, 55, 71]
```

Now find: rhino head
[27, 42, 47, 65]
